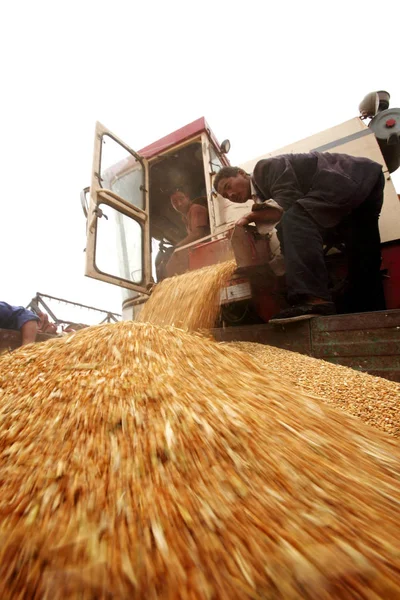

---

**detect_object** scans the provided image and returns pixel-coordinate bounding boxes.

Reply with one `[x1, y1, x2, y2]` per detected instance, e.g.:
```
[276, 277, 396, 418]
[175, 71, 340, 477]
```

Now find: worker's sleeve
[190, 205, 210, 230]
[252, 199, 281, 212]
[0, 302, 39, 331]
[253, 157, 304, 211]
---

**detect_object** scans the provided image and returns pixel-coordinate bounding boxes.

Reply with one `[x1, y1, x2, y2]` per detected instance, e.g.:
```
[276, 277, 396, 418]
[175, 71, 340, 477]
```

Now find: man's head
[213, 167, 252, 203]
[170, 189, 192, 215]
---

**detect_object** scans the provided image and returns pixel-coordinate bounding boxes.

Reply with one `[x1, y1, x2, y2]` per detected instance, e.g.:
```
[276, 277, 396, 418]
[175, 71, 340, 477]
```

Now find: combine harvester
[82, 90, 400, 382]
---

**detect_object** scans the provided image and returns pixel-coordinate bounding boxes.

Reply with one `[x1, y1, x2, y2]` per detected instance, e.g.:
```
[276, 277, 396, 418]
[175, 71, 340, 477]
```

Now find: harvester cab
[82, 118, 265, 320]
[82, 91, 400, 326]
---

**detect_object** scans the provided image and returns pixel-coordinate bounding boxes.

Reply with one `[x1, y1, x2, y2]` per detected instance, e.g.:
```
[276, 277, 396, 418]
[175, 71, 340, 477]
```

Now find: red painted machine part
[188, 237, 233, 271]
[188, 236, 400, 318]
[382, 243, 400, 310]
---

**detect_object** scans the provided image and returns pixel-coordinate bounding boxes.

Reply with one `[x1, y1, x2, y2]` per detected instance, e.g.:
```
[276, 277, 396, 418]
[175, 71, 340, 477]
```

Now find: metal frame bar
[28, 293, 121, 329]
[85, 121, 151, 293]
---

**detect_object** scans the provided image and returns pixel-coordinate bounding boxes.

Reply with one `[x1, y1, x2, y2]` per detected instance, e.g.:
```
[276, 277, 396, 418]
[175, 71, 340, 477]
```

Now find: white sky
[1, 0, 399, 320]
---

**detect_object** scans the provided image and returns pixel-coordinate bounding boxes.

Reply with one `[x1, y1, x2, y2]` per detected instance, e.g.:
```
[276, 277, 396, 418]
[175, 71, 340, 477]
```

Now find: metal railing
[27, 293, 121, 331]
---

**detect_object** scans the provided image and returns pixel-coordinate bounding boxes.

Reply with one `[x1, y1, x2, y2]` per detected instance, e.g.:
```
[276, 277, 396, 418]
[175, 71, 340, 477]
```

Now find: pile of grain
[1, 321, 400, 598]
[139, 260, 236, 330]
[228, 342, 400, 437]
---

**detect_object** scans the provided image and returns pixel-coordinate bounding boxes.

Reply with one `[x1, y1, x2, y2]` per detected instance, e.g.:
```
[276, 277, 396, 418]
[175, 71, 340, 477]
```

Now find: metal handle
[80, 186, 90, 219]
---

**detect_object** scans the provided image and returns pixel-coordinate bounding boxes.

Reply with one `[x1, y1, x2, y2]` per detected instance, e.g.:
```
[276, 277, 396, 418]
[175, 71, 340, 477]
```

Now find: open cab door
[85, 122, 151, 294]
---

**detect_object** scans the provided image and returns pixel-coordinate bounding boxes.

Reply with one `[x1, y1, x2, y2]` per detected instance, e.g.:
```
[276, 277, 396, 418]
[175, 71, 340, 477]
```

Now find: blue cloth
[0, 302, 39, 331]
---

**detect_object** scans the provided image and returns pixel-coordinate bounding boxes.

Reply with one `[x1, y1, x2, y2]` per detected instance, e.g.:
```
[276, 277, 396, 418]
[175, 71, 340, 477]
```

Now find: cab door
[85, 122, 151, 293]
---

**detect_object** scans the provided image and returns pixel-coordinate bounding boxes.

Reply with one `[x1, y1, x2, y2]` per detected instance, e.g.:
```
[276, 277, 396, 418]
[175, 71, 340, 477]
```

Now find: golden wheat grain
[0, 322, 399, 598]
[139, 260, 236, 331]
[228, 342, 400, 437]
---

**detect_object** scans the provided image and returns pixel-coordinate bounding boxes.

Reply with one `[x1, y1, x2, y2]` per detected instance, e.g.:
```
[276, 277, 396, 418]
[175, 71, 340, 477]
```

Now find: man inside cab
[213, 152, 386, 324]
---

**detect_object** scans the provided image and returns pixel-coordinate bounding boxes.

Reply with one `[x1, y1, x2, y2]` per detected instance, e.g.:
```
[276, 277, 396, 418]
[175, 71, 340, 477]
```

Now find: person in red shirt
[170, 189, 210, 247]
[156, 188, 210, 280]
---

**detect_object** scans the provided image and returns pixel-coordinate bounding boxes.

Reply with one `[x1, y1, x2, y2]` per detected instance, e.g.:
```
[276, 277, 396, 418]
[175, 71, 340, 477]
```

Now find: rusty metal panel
[312, 329, 400, 358]
[323, 356, 400, 383]
[166, 237, 234, 277]
[212, 322, 312, 355]
[311, 310, 400, 332]
[213, 310, 400, 383]
[0, 329, 55, 352]
[311, 310, 400, 382]
[189, 237, 234, 271]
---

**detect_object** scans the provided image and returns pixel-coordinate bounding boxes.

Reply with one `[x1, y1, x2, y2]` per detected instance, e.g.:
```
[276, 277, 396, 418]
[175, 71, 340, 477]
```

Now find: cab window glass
[100, 134, 144, 210]
[95, 203, 143, 284]
[210, 146, 223, 175]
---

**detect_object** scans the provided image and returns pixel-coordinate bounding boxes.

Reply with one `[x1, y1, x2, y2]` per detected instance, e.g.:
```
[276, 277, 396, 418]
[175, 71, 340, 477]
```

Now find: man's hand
[236, 205, 283, 228]
[251, 202, 270, 212]
[236, 215, 252, 227]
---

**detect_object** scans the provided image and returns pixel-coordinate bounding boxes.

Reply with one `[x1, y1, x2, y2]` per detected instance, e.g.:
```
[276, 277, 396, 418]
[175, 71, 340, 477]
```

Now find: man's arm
[20, 320, 38, 345]
[0, 303, 40, 346]
[253, 156, 304, 211]
[15, 308, 40, 345]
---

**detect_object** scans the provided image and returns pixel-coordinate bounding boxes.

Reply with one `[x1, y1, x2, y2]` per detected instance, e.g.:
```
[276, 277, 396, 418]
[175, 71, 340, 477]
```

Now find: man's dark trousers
[276, 172, 386, 312]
